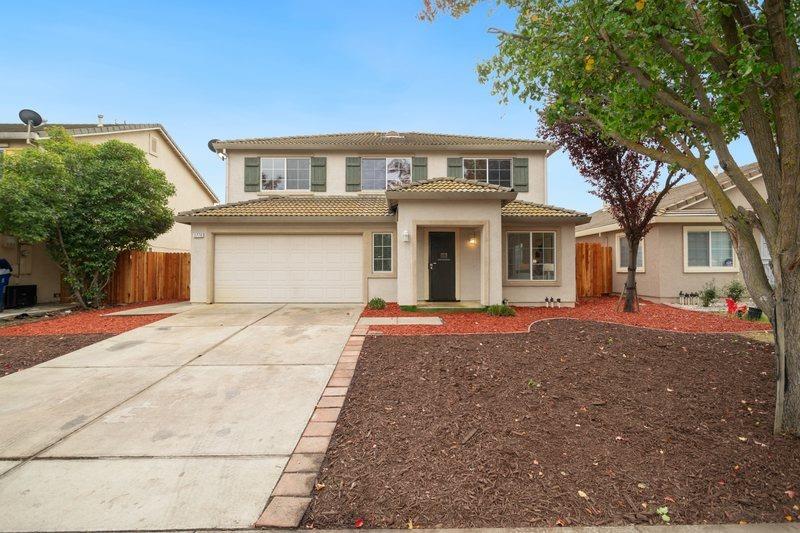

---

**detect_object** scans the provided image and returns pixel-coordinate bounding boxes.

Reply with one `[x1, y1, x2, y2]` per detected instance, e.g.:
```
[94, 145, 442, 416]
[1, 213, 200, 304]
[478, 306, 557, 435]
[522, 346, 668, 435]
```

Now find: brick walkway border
[254, 322, 369, 528]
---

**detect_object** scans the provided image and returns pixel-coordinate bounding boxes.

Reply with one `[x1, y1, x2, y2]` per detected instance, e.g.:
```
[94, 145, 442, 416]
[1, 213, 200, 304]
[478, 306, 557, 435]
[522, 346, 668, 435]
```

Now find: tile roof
[389, 177, 513, 193]
[178, 195, 393, 218]
[577, 162, 762, 232]
[0, 123, 162, 135]
[211, 131, 553, 151]
[502, 200, 589, 219]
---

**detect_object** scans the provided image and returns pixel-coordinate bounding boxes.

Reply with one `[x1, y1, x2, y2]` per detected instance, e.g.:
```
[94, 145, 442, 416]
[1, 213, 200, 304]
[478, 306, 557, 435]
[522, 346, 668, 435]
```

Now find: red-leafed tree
[541, 120, 683, 312]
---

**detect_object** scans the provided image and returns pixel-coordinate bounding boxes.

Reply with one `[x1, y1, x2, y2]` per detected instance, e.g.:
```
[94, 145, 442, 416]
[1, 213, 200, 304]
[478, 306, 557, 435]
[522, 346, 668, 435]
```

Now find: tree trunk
[623, 239, 639, 313]
[775, 265, 800, 436]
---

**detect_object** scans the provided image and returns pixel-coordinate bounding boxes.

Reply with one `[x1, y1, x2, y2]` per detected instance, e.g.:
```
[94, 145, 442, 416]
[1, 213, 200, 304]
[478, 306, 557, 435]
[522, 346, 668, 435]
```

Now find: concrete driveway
[0, 303, 360, 532]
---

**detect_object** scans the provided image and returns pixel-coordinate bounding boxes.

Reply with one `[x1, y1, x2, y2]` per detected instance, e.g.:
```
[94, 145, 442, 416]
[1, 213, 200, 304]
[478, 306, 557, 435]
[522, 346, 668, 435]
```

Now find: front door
[428, 231, 456, 301]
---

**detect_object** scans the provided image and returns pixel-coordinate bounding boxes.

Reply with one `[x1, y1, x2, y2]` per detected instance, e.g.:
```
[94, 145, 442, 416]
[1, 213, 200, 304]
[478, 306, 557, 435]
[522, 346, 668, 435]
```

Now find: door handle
[429, 263, 435, 270]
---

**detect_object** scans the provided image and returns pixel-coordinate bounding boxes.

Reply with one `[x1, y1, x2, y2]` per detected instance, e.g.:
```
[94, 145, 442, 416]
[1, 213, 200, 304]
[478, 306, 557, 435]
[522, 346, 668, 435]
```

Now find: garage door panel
[214, 235, 363, 303]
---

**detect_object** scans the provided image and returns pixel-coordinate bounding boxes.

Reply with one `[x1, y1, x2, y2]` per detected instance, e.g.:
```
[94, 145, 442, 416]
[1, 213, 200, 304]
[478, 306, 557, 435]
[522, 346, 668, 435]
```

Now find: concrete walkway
[0, 303, 361, 532]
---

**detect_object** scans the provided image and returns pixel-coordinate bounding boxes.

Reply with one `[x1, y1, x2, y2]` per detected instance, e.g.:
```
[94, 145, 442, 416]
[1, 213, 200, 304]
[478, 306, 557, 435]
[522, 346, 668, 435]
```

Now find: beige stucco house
[177, 132, 589, 307]
[576, 163, 769, 302]
[0, 122, 218, 304]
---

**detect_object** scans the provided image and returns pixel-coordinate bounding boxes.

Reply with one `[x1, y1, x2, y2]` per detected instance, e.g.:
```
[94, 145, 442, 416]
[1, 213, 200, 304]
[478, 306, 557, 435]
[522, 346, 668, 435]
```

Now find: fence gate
[575, 243, 612, 298]
[106, 250, 190, 304]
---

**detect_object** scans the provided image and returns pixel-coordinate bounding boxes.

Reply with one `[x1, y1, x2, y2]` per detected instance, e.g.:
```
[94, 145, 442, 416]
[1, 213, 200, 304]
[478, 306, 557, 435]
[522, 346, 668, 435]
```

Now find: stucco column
[396, 215, 416, 306]
[488, 217, 503, 305]
[189, 224, 212, 303]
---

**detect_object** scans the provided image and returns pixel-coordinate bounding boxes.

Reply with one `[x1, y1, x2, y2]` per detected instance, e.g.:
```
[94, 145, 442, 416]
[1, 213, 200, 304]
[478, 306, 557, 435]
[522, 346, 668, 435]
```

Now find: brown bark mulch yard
[1, 334, 112, 376]
[305, 320, 800, 528]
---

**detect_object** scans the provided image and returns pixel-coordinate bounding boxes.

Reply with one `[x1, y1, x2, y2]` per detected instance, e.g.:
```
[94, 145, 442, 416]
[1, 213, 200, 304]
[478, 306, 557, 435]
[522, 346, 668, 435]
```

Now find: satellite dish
[207, 139, 220, 152]
[19, 109, 43, 127]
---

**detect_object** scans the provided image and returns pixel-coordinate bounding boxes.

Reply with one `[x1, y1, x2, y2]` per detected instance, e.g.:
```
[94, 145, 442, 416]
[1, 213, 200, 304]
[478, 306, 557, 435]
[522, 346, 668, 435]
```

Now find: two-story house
[177, 132, 589, 307]
[0, 120, 218, 305]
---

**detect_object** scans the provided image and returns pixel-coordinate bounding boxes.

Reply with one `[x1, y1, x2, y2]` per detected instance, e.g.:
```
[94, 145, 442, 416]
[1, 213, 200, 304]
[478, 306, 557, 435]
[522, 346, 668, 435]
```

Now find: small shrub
[724, 279, 747, 302]
[699, 281, 718, 307]
[367, 297, 386, 310]
[486, 304, 516, 317]
[399, 305, 418, 312]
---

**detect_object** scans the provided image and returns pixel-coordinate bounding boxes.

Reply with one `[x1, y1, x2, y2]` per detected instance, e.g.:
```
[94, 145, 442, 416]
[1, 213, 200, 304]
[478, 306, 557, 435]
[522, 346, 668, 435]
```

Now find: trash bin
[0, 257, 12, 312]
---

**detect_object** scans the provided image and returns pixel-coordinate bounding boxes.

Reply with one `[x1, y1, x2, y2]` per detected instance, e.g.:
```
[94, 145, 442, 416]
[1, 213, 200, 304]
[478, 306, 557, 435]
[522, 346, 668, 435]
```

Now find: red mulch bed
[363, 297, 772, 335]
[304, 321, 799, 528]
[0, 301, 175, 337]
[1, 334, 113, 376]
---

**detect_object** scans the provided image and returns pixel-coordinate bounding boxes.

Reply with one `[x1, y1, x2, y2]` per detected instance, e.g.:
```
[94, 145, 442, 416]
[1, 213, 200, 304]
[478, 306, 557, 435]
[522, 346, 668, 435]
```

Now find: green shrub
[699, 280, 718, 307]
[399, 305, 418, 312]
[724, 279, 747, 302]
[367, 297, 386, 310]
[486, 304, 516, 317]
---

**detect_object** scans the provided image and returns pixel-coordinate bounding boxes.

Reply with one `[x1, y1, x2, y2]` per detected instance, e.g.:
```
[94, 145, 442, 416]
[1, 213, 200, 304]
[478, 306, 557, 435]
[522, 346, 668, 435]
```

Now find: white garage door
[214, 234, 363, 303]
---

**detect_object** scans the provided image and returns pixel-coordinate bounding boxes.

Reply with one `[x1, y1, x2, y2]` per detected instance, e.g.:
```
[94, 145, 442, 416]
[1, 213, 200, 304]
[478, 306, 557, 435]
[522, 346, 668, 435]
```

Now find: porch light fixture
[468, 232, 478, 246]
[402, 230, 410, 242]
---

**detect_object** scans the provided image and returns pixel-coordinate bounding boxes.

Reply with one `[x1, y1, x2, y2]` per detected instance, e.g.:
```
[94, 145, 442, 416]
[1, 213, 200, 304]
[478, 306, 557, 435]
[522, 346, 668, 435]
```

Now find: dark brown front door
[428, 231, 456, 301]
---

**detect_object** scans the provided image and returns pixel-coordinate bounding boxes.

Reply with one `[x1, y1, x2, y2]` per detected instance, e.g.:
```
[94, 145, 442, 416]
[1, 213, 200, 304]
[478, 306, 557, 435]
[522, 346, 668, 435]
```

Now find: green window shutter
[513, 157, 529, 192]
[346, 157, 361, 192]
[244, 157, 260, 192]
[412, 157, 427, 181]
[447, 157, 463, 178]
[310, 157, 326, 192]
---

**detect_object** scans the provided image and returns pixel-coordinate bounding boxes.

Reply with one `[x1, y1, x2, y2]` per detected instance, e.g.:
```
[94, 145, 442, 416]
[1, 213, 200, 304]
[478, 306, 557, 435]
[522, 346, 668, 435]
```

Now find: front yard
[305, 319, 799, 528]
[0, 303, 174, 375]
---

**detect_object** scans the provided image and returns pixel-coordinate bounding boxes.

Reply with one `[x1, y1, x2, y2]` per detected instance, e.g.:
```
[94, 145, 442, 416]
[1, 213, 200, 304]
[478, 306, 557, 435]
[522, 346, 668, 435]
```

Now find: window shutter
[346, 157, 361, 191]
[447, 157, 463, 178]
[310, 157, 326, 192]
[513, 157, 529, 192]
[412, 157, 427, 182]
[244, 157, 260, 192]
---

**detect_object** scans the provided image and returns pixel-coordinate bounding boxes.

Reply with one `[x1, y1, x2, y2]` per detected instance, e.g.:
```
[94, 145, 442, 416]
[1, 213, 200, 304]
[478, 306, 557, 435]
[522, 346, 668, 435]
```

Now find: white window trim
[462, 157, 513, 186]
[683, 225, 739, 273]
[148, 133, 158, 156]
[506, 230, 557, 282]
[360, 157, 413, 191]
[259, 157, 311, 192]
[372, 232, 393, 273]
[615, 233, 645, 273]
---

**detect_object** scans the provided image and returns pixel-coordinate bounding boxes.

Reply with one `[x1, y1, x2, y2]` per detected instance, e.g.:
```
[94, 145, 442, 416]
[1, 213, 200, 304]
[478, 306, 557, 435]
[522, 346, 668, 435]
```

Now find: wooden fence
[106, 250, 190, 304]
[575, 242, 613, 298]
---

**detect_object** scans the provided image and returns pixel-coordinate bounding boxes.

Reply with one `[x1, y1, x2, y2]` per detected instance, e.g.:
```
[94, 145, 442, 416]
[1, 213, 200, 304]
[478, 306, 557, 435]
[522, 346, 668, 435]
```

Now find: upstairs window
[261, 157, 310, 191]
[361, 157, 412, 190]
[463, 158, 512, 187]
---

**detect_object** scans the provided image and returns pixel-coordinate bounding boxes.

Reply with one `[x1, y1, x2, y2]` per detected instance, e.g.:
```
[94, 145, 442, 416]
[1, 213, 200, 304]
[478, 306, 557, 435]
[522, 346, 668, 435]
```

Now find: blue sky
[2, 0, 755, 213]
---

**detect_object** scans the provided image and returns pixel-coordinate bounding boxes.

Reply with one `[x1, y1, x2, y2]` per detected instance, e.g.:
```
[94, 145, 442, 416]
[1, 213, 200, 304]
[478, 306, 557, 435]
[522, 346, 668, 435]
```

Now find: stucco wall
[0, 237, 62, 304]
[225, 150, 548, 204]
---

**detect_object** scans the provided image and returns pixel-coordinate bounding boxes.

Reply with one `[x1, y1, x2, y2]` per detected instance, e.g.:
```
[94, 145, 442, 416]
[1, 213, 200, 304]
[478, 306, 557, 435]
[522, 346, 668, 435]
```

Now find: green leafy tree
[0, 127, 175, 308]
[423, 0, 800, 435]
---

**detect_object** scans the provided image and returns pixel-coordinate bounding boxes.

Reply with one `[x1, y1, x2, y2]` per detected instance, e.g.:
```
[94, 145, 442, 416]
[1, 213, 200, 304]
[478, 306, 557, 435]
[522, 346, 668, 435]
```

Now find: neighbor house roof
[210, 131, 554, 152]
[0, 123, 219, 202]
[176, 192, 588, 223]
[577, 162, 762, 234]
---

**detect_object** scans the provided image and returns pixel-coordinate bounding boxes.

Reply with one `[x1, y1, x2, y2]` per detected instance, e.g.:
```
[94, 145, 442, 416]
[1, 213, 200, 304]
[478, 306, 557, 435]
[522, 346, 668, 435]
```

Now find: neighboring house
[576, 163, 770, 302]
[177, 131, 589, 306]
[0, 121, 218, 304]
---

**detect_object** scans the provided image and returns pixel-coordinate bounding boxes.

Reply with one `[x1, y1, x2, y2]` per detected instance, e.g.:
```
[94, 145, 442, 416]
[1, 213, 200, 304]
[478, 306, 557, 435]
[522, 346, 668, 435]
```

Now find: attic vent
[382, 131, 404, 139]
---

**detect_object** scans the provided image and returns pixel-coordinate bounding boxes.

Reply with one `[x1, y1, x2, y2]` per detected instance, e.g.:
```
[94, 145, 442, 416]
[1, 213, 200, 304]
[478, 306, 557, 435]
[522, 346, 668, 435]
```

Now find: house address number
[192, 231, 206, 239]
